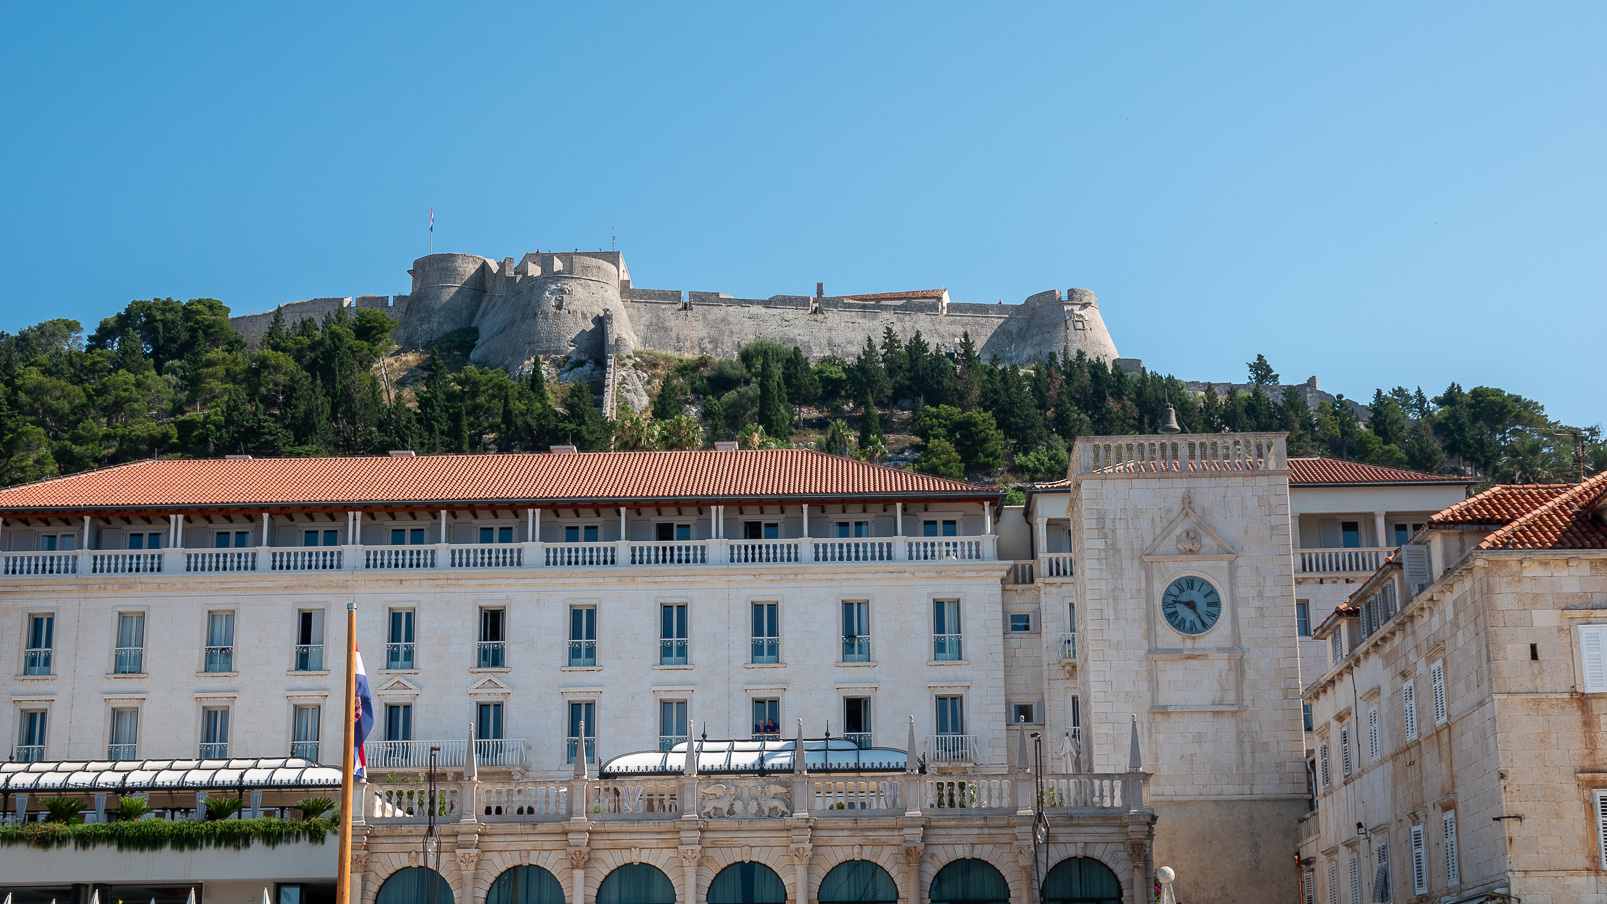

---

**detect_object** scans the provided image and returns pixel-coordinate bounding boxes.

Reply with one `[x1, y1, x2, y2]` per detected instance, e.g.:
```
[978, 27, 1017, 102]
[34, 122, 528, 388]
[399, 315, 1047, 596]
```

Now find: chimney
[816, 282, 824, 299]
[388, 450, 417, 458]
[714, 442, 738, 452]
[550, 445, 579, 455]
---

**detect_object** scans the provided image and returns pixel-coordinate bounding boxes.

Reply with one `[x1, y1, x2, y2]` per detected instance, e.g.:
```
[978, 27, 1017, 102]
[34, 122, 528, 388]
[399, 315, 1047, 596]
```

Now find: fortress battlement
[230, 249, 1125, 376]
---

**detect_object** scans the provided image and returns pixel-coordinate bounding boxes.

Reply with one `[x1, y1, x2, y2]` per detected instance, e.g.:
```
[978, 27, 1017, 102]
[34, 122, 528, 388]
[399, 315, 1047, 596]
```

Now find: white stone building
[1300, 473, 1607, 903]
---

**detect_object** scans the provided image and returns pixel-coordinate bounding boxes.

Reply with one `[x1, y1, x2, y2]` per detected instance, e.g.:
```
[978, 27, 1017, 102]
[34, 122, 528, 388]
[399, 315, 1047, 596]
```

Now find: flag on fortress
[429, 209, 433, 233]
[353, 645, 374, 779]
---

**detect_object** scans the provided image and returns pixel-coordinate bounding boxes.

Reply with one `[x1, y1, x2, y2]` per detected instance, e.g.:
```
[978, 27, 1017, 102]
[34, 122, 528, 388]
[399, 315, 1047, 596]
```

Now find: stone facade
[229, 250, 1126, 373]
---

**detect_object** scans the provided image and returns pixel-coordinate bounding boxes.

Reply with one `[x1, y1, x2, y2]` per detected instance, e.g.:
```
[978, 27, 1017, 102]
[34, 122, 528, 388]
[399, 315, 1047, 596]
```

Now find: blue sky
[1, 3, 1602, 425]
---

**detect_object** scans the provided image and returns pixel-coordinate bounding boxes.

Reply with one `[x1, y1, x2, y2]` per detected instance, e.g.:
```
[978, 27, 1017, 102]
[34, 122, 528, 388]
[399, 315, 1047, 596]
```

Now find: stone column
[791, 843, 812, 904]
[1374, 511, 1388, 548]
[902, 844, 924, 904]
[567, 849, 589, 904]
[457, 846, 480, 902]
[679, 846, 702, 904]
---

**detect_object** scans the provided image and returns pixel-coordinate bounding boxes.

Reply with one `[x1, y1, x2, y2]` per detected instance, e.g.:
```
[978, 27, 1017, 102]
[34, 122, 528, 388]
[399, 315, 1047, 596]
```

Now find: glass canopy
[0, 756, 341, 792]
[600, 737, 908, 777]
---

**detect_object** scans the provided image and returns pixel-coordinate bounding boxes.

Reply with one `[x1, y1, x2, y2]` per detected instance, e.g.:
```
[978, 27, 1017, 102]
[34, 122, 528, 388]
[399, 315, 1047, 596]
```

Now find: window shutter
[1430, 660, 1448, 725]
[1368, 707, 1381, 762]
[1304, 868, 1316, 904]
[1328, 862, 1340, 904]
[1595, 790, 1607, 870]
[1401, 544, 1431, 587]
[1443, 810, 1460, 886]
[1410, 825, 1427, 894]
[1580, 626, 1607, 693]
[1332, 631, 1344, 666]
[1320, 743, 1331, 789]
[1349, 851, 1361, 904]
[1402, 681, 1419, 742]
[1372, 840, 1390, 903]
[1340, 725, 1352, 777]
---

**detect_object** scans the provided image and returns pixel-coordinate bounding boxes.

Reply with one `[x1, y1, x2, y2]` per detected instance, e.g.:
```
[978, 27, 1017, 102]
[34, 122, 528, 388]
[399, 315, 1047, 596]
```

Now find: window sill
[288, 670, 330, 678]
[468, 667, 512, 674]
[929, 659, 970, 667]
[653, 664, 695, 671]
[197, 672, 239, 678]
[377, 669, 420, 675]
[106, 672, 147, 679]
[744, 662, 786, 669]
[561, 666, 603, 672]
[837, 661, 878, 668]
[13, 673, 56, 681]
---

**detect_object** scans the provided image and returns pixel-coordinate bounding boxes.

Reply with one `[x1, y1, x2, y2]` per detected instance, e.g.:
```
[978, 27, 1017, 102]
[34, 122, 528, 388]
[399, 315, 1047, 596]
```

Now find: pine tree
[858, 388, 882, 449]
[758, 351, 792, 438]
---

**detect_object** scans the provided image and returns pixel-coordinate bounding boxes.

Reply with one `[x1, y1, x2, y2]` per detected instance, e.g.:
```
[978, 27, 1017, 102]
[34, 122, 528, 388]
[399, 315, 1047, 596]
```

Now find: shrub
[203, 796, 245, 821]
[295, 797, 335, 821]
[40, 797, 84, 823]
[111, 796, 153, 821]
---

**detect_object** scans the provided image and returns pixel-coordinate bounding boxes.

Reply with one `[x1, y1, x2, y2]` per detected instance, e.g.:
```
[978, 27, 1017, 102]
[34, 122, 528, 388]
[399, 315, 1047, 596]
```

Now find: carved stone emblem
[1175, 528, 1201, 554]
[698, 780, 792, 818]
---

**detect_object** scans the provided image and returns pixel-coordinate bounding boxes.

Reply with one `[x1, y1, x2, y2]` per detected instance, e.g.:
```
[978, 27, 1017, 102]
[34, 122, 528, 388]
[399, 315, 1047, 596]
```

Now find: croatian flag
[353, 645, 375, 780]
[429, 209, 434, 234]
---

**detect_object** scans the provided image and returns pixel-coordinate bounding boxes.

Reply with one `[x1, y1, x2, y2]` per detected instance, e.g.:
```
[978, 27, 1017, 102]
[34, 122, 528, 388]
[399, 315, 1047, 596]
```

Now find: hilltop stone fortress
[231, 251, 1131, 405]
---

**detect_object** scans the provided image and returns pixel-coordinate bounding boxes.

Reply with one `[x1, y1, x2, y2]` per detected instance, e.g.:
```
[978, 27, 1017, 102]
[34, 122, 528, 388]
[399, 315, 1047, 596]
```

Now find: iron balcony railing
[658, 735, 686, 753]
[106, 743, 136, 760]
[198, 742, 229, 759]
[386, 642, 415, 670]
[568, 640, 596, 667]
[22, 648, 51, 676]
[933, 634, 963, 661]
[113, 646, 143, 674]
[13, 745, 45, 762]
[566, 738, 596, 765]
[750, 637, 780, 664]
[843, 732, 873, 750]
[1058, 632, 1077, 660]
[290, 740, 319, 760]
[294, 644, 324, 671]
[924, 734, 980, 764]
[659, 638, 688, 666]
[203, 645, 233, 673]
[842, 635, 870, 662]
[477, 641, 506, 669]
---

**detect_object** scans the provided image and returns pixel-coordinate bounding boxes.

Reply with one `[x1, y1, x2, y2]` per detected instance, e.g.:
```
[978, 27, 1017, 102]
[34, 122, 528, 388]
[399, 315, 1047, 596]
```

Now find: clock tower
[1067, 433, 1307, 903]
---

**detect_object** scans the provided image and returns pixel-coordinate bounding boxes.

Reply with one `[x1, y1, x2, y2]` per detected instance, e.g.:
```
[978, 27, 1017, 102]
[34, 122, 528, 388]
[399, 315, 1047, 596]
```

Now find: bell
[1159, 403, 1181, 435]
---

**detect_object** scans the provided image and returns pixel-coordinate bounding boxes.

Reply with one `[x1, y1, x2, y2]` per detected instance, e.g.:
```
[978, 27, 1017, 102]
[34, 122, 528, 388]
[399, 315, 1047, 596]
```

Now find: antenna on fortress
[611, 226, 616, 251]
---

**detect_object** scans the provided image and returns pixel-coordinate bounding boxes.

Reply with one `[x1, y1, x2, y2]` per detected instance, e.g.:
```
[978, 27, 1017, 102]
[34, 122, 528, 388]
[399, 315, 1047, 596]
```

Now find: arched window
[375, 867, 454, 904]
[818, 860, 899, 903]
[706, 862, 787, 904]
[597, 863, 676, 904]
[929, 859, 1009, 904]
[1042, 857, 1122, 904]
[486, 865, 566, 904]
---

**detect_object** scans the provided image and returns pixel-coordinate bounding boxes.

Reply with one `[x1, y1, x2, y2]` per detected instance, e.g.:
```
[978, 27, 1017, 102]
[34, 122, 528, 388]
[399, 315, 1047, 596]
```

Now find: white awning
[601, 738, 907, 776]
[0, 757, 342, 792]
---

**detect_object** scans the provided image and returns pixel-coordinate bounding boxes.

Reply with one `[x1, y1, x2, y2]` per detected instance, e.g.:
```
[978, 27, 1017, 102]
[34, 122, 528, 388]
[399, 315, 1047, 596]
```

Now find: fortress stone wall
[229, 250, 1128, 374]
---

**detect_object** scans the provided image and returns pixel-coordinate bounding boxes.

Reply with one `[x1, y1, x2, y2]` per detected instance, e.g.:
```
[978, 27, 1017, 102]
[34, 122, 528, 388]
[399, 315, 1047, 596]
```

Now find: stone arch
[595, 861, 677, 904]
[919, 844, 1024, 904]
[705, 861, 788, 903]
[697, 845, 797, 902]
[810, 845, 908, 903]
[374, 865, 457, 904]
[927, 858, 1010, 904]
[364, 854, 466, 904]
[485, 863, 568, 904]
[1041, 842, 1131, 883]
[471, 849, 570, 902]
[816, 859, 900, 903]
[1041, 856, 1123, 904]
[587, 847, 685, 904]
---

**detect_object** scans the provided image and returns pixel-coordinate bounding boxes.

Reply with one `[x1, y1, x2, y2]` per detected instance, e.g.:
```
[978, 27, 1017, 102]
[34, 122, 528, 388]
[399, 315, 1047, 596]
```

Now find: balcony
[13, 745, 44, 763]
[750, 637, 779, 664]
[1041, 553, 1075, 580]
[476, 641, 506, 669]
[0, 535, 1000, 581]
[843, 732, 873, 750]
[365, 738, 529, 770]
[1057, 632, 1077, 660]
[566, 738, 596, 765]
[933, 634, 963, 661]
[290, 740, 319, 760]
[568, 640, 597, 668]
[113, 646, 143, 675]
[385, 642, 415, 671]
[1298, 547, 1392, 576]
[658, 735, 686, 753]
[203, 646, 233, 673]
[22, 648, 51, 676]
[924, 734, 980, 765]
[199, 742, 228, 758]
[842, 635, 870, 663]
[294, 644, 324, 672]
[659, 638, 688, 666]
[106, 743, 136, 760]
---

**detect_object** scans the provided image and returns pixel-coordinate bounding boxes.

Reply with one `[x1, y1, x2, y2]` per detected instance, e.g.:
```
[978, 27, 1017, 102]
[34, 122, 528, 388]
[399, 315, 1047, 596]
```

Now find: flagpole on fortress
[337, 601, 358, 904]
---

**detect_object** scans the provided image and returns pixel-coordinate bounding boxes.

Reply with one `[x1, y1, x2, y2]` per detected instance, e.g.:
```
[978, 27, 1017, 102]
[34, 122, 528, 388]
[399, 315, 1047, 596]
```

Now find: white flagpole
[336, 601, 358, 904]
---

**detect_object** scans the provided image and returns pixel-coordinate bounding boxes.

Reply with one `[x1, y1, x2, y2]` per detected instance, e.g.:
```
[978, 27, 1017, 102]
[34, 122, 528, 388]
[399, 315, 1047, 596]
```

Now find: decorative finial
[1129, 715, 1143, 772]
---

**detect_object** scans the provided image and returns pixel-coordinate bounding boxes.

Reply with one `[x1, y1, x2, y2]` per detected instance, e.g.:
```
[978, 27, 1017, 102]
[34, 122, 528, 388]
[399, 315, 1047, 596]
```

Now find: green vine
[0, 817, 336, 852]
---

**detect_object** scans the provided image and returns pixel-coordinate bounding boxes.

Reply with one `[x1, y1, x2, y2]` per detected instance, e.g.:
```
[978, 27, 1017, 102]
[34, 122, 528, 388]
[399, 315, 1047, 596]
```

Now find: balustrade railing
[366, 547, 436, 570]
[628, 541, 710, 565]
[728, 540, 801, 564]
[933, 633, 963, 661]
[750, 637, 779, 664]
[925, 774, 1016, 809]
[924, 734, 980, 764]
[545, 542, 616, 567]
[186, 551, 256, 573]
[12, 744, 44, 763]
[290, 741, 319, 760]
[841, 635, 870, 662]
[198, 743, 228, 758]
[92, 552, 163, 574]
[1041, 553, 1075, 579]
[365, 739, 467, 770]
[810, 778, 900, 812]
[842, 732, 873, 750]
[3, 553, 77, 576]
[813, 540, 894, 562]
[106, 743, 135, 761]
[907, 539, 986, 561]
[480, 781, 568, 818]
[450, 544, 522, 568]
[1298, 547, 1389, 575]
[476, 738, 526, 767]
[1080, 433, 1285, 474]
[271, 549, 342, 572]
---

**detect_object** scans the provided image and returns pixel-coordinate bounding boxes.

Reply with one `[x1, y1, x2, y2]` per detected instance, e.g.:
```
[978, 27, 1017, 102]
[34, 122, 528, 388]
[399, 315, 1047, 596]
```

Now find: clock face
[1161, 576, 1222, 636]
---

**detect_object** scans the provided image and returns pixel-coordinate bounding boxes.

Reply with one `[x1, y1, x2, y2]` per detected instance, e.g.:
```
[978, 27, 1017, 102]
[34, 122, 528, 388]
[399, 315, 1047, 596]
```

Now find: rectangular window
[1327, 862, 1339, 904]
[1367, 707, 1381, 762]
[127, 531, 163, 550]
[214, 530, 251, 548]
[1341, 521, 1360, 549]
[568, 606, 597, 667]
[387, 609, 415, 670]
[1595, 789, 1607, 870]
[390, 528, 425, 545]
[109, 707, 138, 760]
[1009, 613, 1032, 633]
[563, 524, 601, 543]
[843, 696, 871, 748]
[743, 521, 780, 540]
[38, 533, 76, 551]
[842, 601, 870, 662]
[1331, 631, 1344, 666]
[24, 614, 53, 675]
[936, 695, 965, 734]
[1303, 703, 1313, 733]
[1348, 851, 1361, 904]
[478, 608, 506, 668]
[1319, 742, 1331, 789]
[477, 702, 504, 741]
[291, 705, 320, 760]
[385, 703, 412, 742]
[1403, 680, 1419, 741]
[200, 706, 230, 758]
[1012, 703, 1035, 724]
[567, 701, 595, 764]
[1579, 625, 1607, 692]
[835, 521, 870, 538]
[1340, 724, 1352, 778]
[1442, 810, 1460, 886]
[114, 612, 145, 674]
[752, 699, 780, 738]
[1296, 601, 1311, 637]
[655, 522, 692, 542]
[933, 599, 962, 661]
[479, 526, 514, 544]
[1374, 840, 1390, 904]
[658, 700, 687, 751]
[1409, 825, 1427, 894]
[659, 603, 688, 665]
[295, 610, 325, 671]
[923, 519, 959, 537]
[1430, 660, 1448, 725]
[750, 602, 779, 664]
[16, 710, 46, 762]
[204, 611, 234, 673]
[303, 529, 340, 547]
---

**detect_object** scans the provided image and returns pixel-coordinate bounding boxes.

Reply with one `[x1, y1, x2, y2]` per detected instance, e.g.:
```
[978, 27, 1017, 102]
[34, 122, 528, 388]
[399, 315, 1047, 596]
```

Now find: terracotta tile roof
[1479, 472, 1607, 550]
[1287, 457, 1473, 487]
[1429, 484, 1573, 526]
[0, 450, 1000, 515]
[840, 289, 947, 301]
